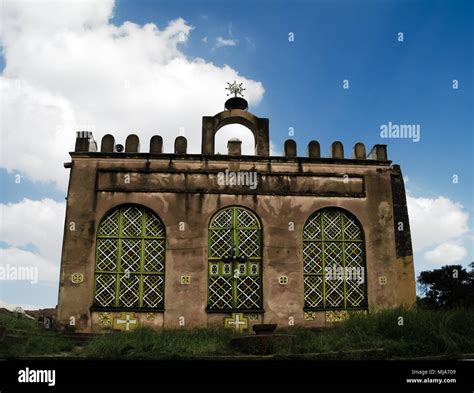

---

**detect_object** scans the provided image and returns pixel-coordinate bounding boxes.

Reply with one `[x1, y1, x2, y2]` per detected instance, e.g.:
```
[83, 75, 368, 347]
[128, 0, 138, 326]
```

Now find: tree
[417, 262, 474, 309]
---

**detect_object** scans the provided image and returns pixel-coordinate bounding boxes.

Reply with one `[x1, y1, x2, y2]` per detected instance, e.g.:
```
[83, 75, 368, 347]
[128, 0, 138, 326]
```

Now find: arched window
[93, 205, 166, 310]
[303, 208, 367, 310]
[208, 206, 263, 312]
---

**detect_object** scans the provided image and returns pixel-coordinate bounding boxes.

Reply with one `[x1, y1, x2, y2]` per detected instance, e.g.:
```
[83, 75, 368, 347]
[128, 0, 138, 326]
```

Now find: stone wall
[57, 142, 416, 332]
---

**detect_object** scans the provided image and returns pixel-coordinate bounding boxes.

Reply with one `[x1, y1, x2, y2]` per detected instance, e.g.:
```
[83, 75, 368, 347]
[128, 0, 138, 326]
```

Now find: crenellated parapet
[74, 132, 389, 162]
[73, 96, 389, 162]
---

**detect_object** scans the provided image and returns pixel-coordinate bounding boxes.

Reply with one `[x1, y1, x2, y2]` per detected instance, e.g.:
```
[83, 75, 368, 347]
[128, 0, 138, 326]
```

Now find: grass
[277, 307, 474, 359]
[81, 328, 240, 359]
[82, 308, 474, 360]
[1, 308, 473, 359]
[0, 312, 74, 357]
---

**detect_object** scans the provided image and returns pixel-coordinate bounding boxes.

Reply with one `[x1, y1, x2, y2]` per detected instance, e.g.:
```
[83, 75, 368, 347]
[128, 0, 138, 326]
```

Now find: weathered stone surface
[75, 131, 96, 152]
[391, 165, 413, 258]
[96, 169, 365, 197]
[330, 141, 344, 159]
[150, 135, 163, 154]
[174, 136, 187, 154]
[353, 142, 366, 159]
[125, 134, 140, 153]
[227, 138, 242, 156]
[58, 105, 414, 333]
[307, 140, 320, 158]
[202, 109, 269, 156]
[58, 151, 415, 332]
[368, 144, 388, 161]
[100, 134, 115, 153]
[284, 139, 297, 157]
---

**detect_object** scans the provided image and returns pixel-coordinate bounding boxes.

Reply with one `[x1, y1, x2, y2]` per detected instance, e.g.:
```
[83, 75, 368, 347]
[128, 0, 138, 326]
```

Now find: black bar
[1, 359, 473, 390]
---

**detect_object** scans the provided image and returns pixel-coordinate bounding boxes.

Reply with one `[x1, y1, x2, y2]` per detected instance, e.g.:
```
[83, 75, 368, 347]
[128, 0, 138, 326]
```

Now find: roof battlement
[71, 90, 388, 164]
[72, 131, 388, 163]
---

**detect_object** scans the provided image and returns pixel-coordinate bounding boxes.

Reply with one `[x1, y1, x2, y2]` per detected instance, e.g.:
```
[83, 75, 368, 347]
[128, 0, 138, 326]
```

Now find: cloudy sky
[0, 0, 472, 309]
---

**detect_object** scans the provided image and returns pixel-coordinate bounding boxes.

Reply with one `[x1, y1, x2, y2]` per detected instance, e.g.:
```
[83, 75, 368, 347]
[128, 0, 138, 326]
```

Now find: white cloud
[407, 195, 469, 252]
[215, 36, 237, 48]
[407, 194, 472, 276]
[0, 78, 76, 190]
[0, 0, 114, 36]
[0, 198, 64, 306]
[424, 242, 468, 264]
[0, 0, 264, 191]
[0, 248, 59, 285]
[0, 198, 65, 263]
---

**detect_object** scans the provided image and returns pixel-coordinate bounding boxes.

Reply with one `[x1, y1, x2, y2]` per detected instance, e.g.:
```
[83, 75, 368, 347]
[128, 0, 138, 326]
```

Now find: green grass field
[0, 312, 74, 357]
[1, 307, 473, 359]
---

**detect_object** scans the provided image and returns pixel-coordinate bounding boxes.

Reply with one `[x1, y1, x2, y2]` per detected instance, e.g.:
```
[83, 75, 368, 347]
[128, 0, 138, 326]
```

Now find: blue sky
[112, 0, 474, 208]
[0, 0, 472, 308]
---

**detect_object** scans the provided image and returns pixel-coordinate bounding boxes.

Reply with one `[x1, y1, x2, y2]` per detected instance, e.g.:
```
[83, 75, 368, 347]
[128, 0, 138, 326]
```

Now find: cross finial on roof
[225, 80, 245, 97]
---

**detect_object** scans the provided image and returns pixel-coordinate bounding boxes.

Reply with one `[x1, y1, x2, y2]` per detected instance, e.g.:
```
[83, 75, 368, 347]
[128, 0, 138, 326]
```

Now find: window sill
[205, 308, 264, 314]
[303, 307, 368, 312]
[90, 307, 164, 313]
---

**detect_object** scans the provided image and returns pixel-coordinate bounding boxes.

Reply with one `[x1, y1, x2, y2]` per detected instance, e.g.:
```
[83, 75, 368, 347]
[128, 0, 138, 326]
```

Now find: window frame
[303, 208, 368, 312]
[206, 206, 264, 313]
[91, 204, 166, 312]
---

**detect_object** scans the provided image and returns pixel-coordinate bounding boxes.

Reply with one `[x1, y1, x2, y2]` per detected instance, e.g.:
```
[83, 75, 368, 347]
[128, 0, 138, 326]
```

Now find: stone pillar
[307, 140, 320, 158]
[175, 136, 187, 154]
[368, 144, 388, 161]
[255, 118, 270, 156]
[284, 139, 297, 157]
[352, 142, 366, 159]
[330, 141, 344, 159]
[227, 138, 242, 156]
[201, 116, 215, 155]
[101, 134, 115, 153]
[75, 131, 96, 152]
[125, 134, 140, 153]
[150, 135, 163, 154]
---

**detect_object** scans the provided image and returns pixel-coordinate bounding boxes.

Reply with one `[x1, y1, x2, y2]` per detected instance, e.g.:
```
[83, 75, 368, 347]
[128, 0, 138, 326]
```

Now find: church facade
[57, 93, 416, 333]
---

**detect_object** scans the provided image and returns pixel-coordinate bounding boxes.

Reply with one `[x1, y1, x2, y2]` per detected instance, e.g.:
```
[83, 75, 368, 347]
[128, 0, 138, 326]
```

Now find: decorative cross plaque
[113, 312, 138, 331]
[224, 313, 248, 332]
[71, 273, 84, 284]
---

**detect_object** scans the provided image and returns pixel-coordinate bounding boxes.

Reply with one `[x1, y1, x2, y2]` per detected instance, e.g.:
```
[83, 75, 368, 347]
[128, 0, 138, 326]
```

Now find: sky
[0, 0, 472, 309]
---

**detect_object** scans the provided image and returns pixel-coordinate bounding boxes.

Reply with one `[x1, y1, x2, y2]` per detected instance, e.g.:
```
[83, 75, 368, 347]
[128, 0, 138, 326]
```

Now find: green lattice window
[93, 205, 166, 310]
[208, 206, 263, 312]
[303, 208, 367, 310]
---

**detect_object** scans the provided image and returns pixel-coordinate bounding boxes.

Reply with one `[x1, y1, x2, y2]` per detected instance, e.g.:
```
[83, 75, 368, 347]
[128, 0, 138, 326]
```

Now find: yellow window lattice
[303, 208, 367, 311]
[94, 205, 166, 310]
[208, 207, 263, 311]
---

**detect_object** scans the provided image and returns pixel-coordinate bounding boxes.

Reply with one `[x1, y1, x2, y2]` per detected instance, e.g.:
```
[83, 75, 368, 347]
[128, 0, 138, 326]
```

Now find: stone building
[57, 90, 416, 333]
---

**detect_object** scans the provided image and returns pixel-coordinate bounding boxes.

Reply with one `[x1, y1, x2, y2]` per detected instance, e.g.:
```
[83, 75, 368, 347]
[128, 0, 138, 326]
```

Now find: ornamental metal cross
[225, 80, 246, 97]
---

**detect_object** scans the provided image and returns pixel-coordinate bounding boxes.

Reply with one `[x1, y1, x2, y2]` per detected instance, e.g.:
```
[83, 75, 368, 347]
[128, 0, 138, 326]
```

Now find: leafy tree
[417, 262, 474, 309]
